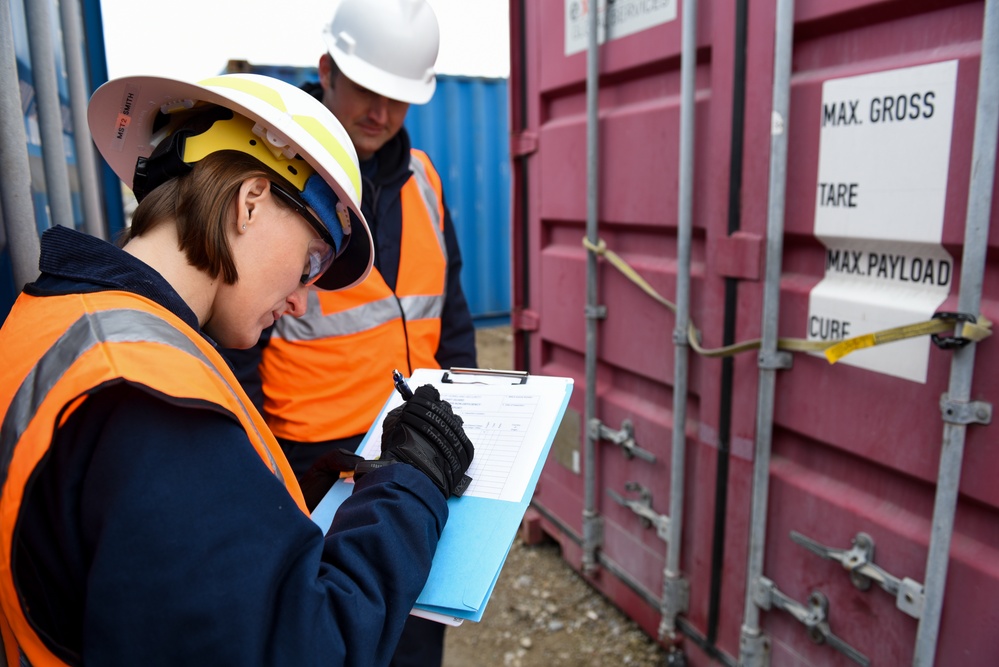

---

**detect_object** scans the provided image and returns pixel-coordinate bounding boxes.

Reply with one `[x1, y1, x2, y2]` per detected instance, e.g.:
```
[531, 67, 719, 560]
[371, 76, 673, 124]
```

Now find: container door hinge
[753, 577, 871, 667]
[658, 573, 690, 643]
[606, 482, 670, 542]
[939, 394, 992, 425]
[589, 418, 657, 463]
[790, 530, 925, 619]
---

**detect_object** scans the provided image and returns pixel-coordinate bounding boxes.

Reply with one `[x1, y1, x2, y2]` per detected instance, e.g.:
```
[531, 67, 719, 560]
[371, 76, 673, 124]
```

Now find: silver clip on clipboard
[441, 367, 529, 385]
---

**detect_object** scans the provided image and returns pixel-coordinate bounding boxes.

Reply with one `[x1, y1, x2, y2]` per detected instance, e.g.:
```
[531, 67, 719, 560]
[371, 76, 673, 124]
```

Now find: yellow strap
[582, 236, 992, 363]
[824, 316, 992, 362]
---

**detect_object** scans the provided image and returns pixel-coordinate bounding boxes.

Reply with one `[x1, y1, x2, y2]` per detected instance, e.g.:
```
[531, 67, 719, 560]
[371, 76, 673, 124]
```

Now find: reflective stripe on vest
[0, 291, 304, 665]
[261, 149, 448, 442]
[0, 308, 281, 487]
[408, 153, 448, 265]
[275, 291, 444, 341]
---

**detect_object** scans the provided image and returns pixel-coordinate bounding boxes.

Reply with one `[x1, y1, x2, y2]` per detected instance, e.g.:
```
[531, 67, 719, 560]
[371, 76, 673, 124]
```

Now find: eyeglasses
[268, 180, 336, 286]
[301, 237, 335, 286]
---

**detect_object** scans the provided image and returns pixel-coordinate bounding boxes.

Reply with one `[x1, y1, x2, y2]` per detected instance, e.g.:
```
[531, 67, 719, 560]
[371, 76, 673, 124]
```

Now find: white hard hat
[87, 73, 374, 291]
[323, 0, 440, 105]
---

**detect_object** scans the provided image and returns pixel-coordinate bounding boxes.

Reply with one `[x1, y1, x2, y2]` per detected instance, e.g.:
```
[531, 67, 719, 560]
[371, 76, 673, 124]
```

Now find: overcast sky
[100, 0, 511, 81]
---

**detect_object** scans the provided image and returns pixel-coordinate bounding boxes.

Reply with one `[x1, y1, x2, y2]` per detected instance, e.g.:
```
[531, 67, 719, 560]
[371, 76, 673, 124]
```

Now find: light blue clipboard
[311, 368, 574, 623]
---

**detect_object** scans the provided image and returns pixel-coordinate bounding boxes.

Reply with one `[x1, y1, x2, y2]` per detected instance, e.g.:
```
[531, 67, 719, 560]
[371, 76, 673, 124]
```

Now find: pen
[392, 369, 414, 401]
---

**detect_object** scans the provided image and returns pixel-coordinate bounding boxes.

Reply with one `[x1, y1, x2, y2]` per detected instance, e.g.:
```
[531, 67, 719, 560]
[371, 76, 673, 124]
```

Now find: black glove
[379, 384, 474, 498]
[298, 448, 364, 512]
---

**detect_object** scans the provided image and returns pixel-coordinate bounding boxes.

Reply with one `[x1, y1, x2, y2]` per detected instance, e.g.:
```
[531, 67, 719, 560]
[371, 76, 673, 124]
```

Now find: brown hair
[122, 152, 296, 285]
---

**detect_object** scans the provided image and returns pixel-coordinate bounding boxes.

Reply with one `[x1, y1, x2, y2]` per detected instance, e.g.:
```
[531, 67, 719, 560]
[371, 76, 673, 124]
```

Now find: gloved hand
[299, 448, 364, 512]
[379, 384, 474, 498]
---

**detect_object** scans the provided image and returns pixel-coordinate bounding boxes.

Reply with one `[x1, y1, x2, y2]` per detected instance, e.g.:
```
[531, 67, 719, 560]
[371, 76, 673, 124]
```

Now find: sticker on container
[565, 0, 677, 56]
[807, 60, 958, 383]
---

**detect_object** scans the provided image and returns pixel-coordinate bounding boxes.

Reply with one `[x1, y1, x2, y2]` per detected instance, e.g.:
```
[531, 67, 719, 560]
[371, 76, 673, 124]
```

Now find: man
[227, 1, 477, 665]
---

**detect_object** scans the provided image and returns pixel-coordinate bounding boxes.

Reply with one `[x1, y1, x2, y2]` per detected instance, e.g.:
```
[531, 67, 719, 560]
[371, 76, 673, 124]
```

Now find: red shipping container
[509, 1, 999, 665]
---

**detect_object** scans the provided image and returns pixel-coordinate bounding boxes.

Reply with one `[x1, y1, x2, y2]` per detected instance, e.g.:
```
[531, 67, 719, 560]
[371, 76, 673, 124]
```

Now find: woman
[0, 73, 472, 666]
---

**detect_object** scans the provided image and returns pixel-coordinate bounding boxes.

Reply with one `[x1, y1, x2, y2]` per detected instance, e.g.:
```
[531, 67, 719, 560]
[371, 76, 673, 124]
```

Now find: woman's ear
[236, 177, 270, 233]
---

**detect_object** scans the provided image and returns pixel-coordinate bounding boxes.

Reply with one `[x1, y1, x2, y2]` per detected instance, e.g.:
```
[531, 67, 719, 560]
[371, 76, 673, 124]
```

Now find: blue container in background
[405, 76, 511, 326]
[225, 61, 511, 325]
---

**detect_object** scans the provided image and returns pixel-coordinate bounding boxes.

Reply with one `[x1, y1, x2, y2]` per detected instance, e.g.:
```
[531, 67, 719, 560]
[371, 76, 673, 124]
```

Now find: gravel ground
[441, 535, 671, 667]
[440, 326, 670, 667]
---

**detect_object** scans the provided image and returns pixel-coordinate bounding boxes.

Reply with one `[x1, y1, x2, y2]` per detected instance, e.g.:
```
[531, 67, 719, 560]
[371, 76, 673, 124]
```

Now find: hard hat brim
[314, 211, 371, 291]
[329, 49, 437, 105]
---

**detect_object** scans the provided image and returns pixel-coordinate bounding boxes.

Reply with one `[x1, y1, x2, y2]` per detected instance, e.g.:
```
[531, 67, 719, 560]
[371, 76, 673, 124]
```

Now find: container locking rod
[791, 531, 925, 619]
[754, 577, 870, 666]
[589, 418, 657, 463]
[607, 482, 670, 542]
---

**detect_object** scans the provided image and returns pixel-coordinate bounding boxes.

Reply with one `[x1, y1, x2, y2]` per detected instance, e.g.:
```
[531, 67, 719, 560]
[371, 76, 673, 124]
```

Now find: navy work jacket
[11, 226, 447, 666]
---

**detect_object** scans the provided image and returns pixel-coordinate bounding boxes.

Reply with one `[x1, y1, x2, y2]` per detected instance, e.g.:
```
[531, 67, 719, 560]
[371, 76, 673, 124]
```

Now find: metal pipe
[739, 0, 795, 653]
[660, 0, 697, 641]
[582, 0, 603, 574]
[913, 1, 999, 664]
[0, 0, 40, 288]
[25, 0, 75, 230]
[59, 0, 105, 239]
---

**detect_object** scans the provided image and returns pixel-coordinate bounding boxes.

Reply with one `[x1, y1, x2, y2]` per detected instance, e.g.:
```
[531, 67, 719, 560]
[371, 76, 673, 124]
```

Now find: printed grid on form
[449, 391, 541, 500]
[360, 381, 555, 503]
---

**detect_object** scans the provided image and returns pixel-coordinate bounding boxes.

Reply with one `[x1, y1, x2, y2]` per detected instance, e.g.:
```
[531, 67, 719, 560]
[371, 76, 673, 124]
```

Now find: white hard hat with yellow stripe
[87, 73, 373, 291]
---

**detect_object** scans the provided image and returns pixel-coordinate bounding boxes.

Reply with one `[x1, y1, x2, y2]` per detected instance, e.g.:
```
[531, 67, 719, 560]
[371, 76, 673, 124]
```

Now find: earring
[242, 224, 247, 230]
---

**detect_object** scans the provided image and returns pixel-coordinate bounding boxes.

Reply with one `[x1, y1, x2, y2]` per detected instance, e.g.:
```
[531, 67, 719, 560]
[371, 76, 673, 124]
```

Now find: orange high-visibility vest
[0, 290, 305, 666]
[261, 150, 448, 442]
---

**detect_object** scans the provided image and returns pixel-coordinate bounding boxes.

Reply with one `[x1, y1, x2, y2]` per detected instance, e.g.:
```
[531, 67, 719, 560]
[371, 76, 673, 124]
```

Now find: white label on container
[565, 0, 677, 56]
[807, 61, 958, 383]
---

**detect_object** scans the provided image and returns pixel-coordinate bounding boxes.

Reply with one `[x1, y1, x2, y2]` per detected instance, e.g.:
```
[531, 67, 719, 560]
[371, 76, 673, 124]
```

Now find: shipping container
[226, 61, 512, 324]
[0, 0, 119, 319]
[510, 1, 998, 666]
[406, 75, 512, 325]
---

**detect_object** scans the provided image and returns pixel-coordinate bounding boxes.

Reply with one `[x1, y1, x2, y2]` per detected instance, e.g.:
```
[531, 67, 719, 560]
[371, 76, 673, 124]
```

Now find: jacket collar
[29, 225, 203, 337]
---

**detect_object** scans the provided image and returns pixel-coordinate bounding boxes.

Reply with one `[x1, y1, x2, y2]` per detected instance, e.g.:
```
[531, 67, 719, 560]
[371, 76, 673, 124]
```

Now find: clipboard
[311, 367, 574, 624]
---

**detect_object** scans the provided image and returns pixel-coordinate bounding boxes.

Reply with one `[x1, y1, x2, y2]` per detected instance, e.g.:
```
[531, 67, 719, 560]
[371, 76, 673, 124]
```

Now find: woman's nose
[286, 283, 310, 317]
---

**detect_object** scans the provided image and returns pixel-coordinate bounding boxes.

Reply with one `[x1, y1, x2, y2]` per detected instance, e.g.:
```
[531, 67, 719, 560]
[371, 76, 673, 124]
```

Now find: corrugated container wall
[225, 61, 512, 324]
[511, 1, 998, 666]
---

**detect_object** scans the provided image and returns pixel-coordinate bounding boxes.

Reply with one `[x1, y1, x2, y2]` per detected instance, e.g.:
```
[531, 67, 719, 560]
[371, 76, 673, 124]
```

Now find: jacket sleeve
[435, 189, 478, 370]
[60, 384, 445, 667]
